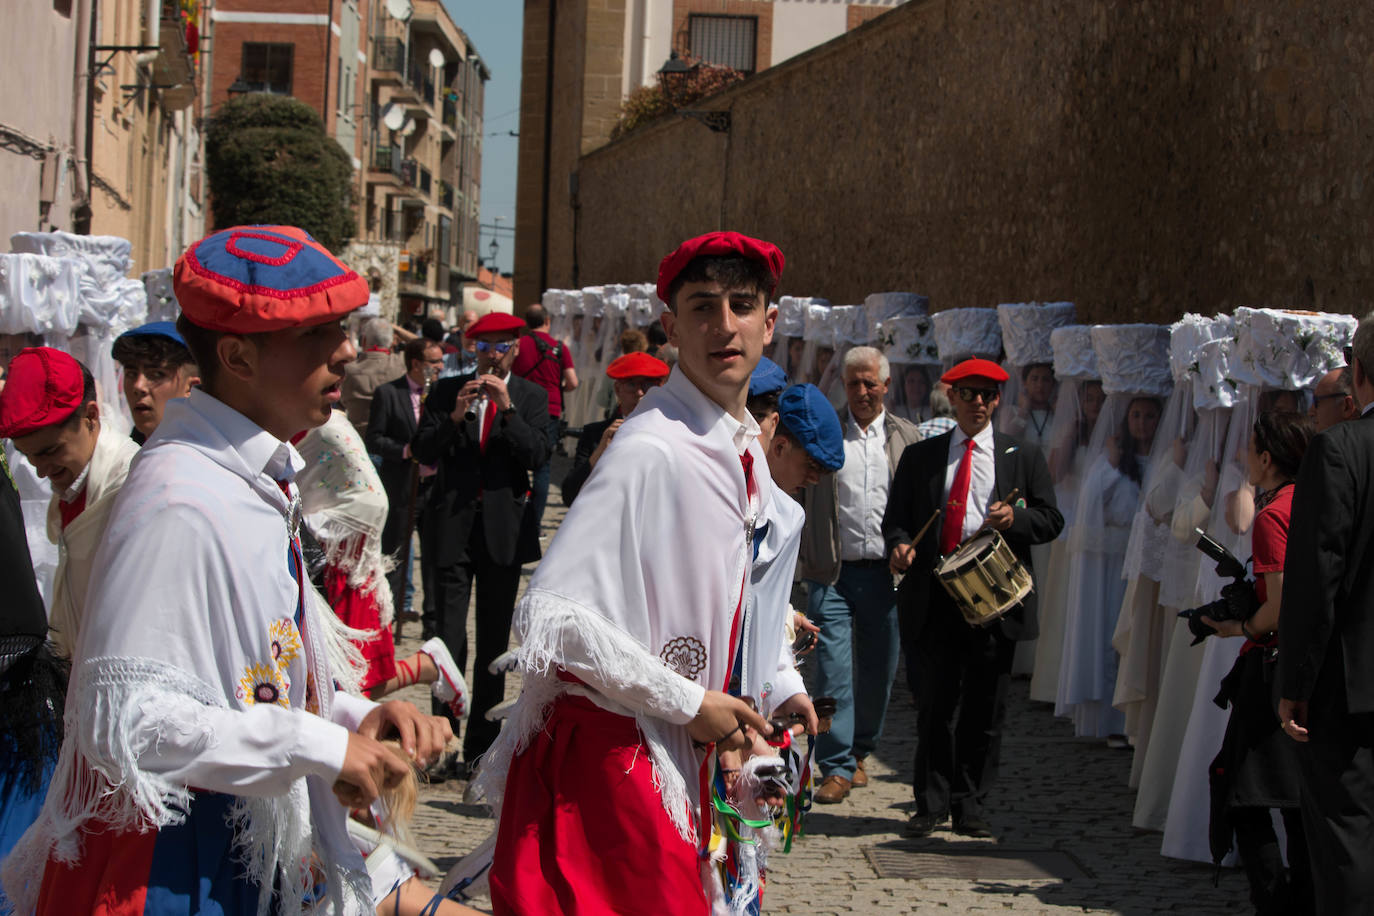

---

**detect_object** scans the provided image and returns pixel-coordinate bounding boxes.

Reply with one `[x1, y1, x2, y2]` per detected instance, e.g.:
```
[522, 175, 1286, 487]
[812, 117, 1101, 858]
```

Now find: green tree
[206, 94, 356, 252]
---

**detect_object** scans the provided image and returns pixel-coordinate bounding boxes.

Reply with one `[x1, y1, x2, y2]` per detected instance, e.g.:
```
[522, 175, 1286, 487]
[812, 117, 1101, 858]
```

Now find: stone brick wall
[567, 0, 1374, 324]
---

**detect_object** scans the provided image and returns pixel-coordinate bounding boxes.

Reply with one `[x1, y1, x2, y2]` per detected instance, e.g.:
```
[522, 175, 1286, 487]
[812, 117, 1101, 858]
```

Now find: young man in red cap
[883, 357, 1063, 839]
[559, 349, 669, 505]
[412, 309, 550, 774]
[5, 226, 449, 916]
[476, 231, 810, 916]
[0, 347, 139, 660]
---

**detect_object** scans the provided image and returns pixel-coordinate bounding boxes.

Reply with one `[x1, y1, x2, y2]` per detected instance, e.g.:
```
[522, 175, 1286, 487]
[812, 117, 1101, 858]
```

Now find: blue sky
[443, 1, 522, 275]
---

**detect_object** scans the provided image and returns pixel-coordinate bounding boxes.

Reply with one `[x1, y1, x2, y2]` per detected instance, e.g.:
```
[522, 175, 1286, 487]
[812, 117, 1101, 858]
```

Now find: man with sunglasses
[884, 357, 1062, 838]
[1309, 366, 1359, 432]
[799, 345, 922, 804]
[412, 311, 550, 773]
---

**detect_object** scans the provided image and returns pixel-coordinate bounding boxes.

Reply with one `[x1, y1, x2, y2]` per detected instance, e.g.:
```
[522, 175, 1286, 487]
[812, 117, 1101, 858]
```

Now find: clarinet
[464, 385, 488, 422]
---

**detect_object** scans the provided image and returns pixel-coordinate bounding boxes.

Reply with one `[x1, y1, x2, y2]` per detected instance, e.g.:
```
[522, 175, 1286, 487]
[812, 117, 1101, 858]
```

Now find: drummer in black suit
[883, 357, 1063, 838]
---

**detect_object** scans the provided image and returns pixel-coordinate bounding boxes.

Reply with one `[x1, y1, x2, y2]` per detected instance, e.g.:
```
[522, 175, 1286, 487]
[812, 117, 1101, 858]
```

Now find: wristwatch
[501, 405, 517, 417]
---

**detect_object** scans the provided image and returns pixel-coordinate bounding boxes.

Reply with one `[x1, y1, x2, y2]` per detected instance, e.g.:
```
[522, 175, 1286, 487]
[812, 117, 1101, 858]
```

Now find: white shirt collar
[661, 366, 761, 456]
[181, 388, 304, 483]
[58, 460, 92, 502]
[950, 420, 996, 452]
[1362, 401, 1374, 417]
[846, 407, 886, 439]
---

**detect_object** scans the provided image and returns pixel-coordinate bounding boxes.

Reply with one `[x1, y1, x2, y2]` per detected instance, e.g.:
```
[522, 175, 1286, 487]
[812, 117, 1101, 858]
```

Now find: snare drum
[935, 530, 1033, 627]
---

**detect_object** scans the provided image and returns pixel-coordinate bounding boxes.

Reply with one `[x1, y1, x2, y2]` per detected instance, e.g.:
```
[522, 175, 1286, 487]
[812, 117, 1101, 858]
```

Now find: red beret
[941, 358, 1010, 385]
[655, 231, 784, 305]
[174, 226, 369, 333]
[606, 352, 670, 380]
[466, 312, 524, 338]
[0, 347, 84, 439]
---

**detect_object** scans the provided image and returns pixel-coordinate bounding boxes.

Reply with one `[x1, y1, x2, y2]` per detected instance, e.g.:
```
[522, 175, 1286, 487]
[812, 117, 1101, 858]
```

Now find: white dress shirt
[837, 409, 889, 561]
[944, 421, 998, 541]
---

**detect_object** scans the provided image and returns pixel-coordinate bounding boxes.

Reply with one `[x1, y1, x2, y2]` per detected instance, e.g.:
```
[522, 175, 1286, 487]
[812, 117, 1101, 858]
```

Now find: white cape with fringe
[2, 390, 374, 916]
[473, 367, 768, 846]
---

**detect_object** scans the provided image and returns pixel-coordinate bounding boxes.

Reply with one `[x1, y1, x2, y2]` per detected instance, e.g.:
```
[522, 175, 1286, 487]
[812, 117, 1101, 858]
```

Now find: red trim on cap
[225, 231, 304, 266]
[181, 247, 362, 301]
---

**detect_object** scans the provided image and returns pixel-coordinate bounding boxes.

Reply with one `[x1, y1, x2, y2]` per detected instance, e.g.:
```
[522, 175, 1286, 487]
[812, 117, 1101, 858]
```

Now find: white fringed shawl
[472, 368, 769, 843]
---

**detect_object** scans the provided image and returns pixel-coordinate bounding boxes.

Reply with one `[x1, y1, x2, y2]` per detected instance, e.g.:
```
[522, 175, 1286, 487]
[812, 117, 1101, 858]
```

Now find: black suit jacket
[412, 373, 550, 567]
[1279, 411, 1374, 713]
[559, 414, 618, 507]
[882, 428, 1063, 642]
[364, 377, 420, 551]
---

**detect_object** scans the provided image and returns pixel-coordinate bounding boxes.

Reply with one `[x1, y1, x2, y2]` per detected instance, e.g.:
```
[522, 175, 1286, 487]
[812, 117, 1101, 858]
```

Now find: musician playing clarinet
[412, 311, 549, 776]
[883, 357, 1063, 839]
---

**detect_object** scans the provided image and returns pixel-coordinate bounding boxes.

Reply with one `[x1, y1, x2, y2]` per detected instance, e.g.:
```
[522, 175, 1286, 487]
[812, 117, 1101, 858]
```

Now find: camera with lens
[1177, 529, 1259, 645]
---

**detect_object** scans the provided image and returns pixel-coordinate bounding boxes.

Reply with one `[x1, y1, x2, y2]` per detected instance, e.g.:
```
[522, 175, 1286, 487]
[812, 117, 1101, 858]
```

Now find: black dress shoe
[952, 815, 994, 837]
[904, 812, 946, 837]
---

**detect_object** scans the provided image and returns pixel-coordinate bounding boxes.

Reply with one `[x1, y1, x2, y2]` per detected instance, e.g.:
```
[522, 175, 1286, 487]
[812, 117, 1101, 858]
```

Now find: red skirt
[489, 694, 708, 916]
[323, 565, 396, 692]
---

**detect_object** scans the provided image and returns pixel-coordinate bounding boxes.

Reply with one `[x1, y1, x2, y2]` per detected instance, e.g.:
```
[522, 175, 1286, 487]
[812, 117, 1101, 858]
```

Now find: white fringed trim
[469, 588, 699, 845]
[308, 523, 396, 629]
[0, 656, 365, 916]
[306, 585, 369, 699]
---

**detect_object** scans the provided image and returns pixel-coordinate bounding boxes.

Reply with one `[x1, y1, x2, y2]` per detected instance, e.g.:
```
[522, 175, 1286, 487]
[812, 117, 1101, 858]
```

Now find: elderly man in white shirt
[798, 346, 921, 804]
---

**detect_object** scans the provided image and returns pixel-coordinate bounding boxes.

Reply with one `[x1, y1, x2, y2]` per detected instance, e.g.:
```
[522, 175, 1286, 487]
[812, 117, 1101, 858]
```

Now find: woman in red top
[1204, 409, 1315, 915]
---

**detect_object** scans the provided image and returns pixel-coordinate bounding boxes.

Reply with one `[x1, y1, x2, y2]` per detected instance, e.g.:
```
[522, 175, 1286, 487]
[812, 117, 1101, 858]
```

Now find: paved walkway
[387, 455, 1250, 914]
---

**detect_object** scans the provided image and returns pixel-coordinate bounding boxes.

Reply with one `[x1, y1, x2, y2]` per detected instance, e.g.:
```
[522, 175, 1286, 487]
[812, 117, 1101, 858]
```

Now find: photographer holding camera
[1202, 410, 1314, 915]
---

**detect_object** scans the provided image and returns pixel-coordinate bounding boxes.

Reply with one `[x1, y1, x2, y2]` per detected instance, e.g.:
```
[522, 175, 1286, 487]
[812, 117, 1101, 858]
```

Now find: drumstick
[908, 507, 943, 550]
[975, 488, 1020, 536]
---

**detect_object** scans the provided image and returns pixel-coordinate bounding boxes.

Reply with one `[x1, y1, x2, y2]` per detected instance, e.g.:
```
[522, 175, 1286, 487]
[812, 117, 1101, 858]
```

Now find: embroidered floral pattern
[661, 636, 708, 681]
[238, 662, 289, 707]
[269, 618, 303, 672]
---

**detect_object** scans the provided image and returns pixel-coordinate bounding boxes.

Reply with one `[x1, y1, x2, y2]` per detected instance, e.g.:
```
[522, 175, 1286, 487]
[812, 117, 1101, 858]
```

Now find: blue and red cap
[173, 226, 369, 333]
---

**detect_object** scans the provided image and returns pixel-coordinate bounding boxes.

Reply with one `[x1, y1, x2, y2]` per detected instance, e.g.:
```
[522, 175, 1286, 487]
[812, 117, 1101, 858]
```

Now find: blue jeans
[530, 416, 558, 530]
[804, 563, 901, 780]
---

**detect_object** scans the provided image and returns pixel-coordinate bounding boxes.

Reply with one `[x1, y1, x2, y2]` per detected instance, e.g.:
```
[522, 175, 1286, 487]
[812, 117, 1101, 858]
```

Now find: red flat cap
[466, 311, 525, 338]
[606, 352, 671, 380]
[174, 226, 369, 333]
[0, 347, 84, 439]
[655, 231, 784, 305]
[941, 358, 1010, 385]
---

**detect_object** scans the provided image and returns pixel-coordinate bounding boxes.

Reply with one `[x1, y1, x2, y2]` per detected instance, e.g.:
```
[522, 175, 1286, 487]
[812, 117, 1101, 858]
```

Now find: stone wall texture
[566, 0, 1374, 324]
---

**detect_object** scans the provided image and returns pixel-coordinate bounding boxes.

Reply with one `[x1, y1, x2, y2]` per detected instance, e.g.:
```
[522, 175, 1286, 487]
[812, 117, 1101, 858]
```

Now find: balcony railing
[372, 145, 403, 178]
[400, 157, 418, 187]
[401, 261, 429, 286]
[442, 95, 457, 129]
[373, 37, 404, 73]
[439, 182, 453, 210]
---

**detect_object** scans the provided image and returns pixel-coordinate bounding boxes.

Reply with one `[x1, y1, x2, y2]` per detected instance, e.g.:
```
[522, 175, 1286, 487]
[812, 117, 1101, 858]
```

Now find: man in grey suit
[800, 346, 921, 805]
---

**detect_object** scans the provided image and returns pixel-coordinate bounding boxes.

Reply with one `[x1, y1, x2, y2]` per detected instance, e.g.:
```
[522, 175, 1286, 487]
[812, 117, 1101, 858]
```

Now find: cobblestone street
[389, 460, 1249, 915]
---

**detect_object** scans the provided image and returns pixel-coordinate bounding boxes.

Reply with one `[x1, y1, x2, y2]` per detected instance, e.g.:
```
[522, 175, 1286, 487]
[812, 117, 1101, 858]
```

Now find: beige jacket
[342, 349, 405, 437]
[46, 425, 139, 658]
[798, 408, 921, 585]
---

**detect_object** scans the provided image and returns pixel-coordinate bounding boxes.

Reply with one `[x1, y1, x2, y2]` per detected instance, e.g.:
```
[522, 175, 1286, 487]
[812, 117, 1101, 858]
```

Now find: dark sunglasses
[1313, 391, 1351, 404]
[953, 385, 999, 404]
[474, 340, 514, 354]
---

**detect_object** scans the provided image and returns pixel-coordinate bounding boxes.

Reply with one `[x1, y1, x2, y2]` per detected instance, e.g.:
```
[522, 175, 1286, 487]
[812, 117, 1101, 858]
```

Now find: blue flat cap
[777, 383, 844, 471]
[116, 321, 187, 347]
[749, 356, 789, 398]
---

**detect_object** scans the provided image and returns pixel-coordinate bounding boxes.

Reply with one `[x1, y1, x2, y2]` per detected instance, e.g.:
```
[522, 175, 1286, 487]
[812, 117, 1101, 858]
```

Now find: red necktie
[479, 402, 496, 452]
[940, 438, 976, 554]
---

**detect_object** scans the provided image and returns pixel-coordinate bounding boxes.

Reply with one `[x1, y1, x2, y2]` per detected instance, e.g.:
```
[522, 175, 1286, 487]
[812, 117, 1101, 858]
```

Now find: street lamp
[226, 76, 253, 97]
[655, 51, 730, 134]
